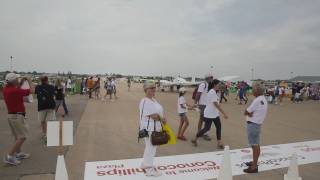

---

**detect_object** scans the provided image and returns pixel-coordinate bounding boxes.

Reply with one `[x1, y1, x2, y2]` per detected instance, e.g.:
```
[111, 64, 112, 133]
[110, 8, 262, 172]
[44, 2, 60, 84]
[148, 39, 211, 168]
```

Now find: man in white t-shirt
[66, 77, 72, 93]
[194, 74, 213, 140]
[243, 82, 268, 174]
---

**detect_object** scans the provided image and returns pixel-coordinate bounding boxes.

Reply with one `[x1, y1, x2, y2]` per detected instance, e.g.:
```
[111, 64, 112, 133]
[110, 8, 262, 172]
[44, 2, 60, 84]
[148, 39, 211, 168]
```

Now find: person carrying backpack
[35, 76, 56, 144]
[193, 74, 213, 141]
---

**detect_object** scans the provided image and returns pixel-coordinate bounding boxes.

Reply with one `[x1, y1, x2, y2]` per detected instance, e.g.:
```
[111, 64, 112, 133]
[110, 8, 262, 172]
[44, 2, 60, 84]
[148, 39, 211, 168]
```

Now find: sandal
[243, 167, 258, 173]
[245, 161, 253, 166]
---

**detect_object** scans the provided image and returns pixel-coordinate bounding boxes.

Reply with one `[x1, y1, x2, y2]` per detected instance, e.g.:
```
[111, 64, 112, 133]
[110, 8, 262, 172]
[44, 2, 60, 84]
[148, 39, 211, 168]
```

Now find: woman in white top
[192, 79, 228, 149]
[139, 81, 166, 177]
[177, 87, 193, 141]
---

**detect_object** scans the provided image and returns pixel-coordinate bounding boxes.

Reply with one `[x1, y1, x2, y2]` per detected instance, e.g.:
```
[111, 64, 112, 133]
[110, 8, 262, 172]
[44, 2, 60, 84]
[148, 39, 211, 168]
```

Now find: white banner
[84, 140, 320, 180]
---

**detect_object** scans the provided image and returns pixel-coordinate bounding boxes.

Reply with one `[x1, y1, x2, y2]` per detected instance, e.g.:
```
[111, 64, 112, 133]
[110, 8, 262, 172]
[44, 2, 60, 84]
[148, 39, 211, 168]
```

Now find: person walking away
[35, 76, 56, 144]
[128, 78, 131, 92]
[279, 86, 285, 104]
[291, 83, 297, 102]
[111, 78, 118, 99]
[84, 78, 88, 95]
[3, 73, 34, 165]
[192, 79, 228, 149]
[294, 83, 302, 103]
[66, 76, 72, 95]
[80, 78, 85, 95]
[273, 82, 280, 104]
[139, 81, 166, 177]
[55, 79, 69, 116]
[238, 83, 247, 105]
[219, 82, 228, 103]
[177, 87, 193, 141]
[243, 82, 268, 173]
[94, 77, 101, 99]
[103, 78, 113, 100]
[87, 77, 94, 99]
[194, 74, 213, 141]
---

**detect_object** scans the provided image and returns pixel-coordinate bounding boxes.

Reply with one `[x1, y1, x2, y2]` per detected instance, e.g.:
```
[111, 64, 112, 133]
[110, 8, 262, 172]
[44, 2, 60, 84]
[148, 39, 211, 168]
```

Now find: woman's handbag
[151, 121, 170, 146]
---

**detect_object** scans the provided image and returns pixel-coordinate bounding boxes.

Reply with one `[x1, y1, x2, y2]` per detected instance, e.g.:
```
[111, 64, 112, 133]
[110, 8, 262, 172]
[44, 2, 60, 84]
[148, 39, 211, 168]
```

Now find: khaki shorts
[38, 109, 56, 122]
[8, 114, 29, 139]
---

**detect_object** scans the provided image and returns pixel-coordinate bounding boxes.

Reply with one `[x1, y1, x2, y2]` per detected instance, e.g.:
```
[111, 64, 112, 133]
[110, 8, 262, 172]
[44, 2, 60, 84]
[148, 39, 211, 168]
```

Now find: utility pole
[10, 56, 13, 72]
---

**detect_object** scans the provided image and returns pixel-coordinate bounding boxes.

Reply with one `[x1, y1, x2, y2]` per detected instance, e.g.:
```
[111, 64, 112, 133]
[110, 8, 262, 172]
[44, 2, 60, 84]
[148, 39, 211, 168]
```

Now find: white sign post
[217, 146, 233, 180]
[47, 119, 73, 180]
[284, 153, 302, 180]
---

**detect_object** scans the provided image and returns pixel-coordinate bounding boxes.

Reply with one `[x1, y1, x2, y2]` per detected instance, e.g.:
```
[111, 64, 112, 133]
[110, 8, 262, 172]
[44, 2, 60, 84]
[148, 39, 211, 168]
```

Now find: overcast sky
[0, 0, 319, 80]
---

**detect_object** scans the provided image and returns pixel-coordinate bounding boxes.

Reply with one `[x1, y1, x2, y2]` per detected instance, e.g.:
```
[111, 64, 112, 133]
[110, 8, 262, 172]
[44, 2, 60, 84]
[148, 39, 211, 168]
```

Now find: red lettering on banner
[195, 162, 205, 166]
[167, 165, 176, 170]
[204, 161, 216, 166]
[97, 171, 105, 176]
[107, 169, 117, 175]
[177, 164, 186, 168]
[301, 147, 320, 152]
[158, 166, 167, 170]
[96, 168, 146, 176]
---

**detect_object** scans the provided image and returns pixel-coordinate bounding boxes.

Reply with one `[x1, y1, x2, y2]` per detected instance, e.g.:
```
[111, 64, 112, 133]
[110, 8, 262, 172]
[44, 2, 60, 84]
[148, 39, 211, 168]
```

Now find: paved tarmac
[66, 82, 320, 180]
[1, 82, 319, 180]
[0, 94, 88, 180]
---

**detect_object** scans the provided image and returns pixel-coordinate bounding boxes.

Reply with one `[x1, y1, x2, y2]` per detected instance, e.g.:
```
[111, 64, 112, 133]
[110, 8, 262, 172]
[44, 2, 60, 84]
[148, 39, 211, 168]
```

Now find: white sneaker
[145, 168, 162, 177]
[4, 155, 21, 166]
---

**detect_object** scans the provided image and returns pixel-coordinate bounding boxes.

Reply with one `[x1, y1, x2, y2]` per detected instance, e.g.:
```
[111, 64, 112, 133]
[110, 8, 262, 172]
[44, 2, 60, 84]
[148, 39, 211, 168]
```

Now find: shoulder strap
[140, 99, 150, 129]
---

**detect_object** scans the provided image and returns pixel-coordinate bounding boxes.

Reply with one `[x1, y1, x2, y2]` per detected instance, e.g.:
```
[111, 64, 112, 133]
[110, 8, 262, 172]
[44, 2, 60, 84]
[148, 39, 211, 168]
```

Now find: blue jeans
[247, 122, 261, 146]
[55, 99, 69, 114]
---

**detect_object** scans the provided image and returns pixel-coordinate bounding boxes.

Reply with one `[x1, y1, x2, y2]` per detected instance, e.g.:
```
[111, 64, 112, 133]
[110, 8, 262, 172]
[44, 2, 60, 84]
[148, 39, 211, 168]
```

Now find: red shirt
[3, 85, 30, 113]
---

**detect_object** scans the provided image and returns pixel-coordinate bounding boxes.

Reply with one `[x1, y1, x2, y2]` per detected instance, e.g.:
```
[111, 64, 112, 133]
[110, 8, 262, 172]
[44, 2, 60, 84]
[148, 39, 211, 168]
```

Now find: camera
[138, 129, 149, 139]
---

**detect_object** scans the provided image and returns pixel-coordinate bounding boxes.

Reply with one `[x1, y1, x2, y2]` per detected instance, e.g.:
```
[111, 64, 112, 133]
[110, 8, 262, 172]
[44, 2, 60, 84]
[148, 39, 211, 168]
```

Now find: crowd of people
[80, 76, 118, 101]
[138, 74, 269, 177]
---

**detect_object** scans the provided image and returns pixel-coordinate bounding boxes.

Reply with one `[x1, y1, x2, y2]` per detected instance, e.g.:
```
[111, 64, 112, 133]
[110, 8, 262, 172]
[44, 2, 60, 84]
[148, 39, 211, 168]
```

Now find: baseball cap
[179, 87, 186, 93]
[5, 73, 20, 83]
[143, 81, 156, 90]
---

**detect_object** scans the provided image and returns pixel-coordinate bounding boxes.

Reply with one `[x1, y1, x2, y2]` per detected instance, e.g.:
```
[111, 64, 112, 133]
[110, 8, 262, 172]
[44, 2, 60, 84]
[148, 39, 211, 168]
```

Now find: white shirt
[139, 97, 163, 132]
[204, 89, 220, 118]
[246, 95, 268, 124]
[198, 82, 208, 105]
[111, 80, 116, 87]
[177, 96, 187, 114]
[67, 79, 72, 89]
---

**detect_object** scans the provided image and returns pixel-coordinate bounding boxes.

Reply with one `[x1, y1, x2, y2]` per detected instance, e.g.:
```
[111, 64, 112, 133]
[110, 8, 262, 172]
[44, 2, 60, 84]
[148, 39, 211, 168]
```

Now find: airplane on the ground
[160, 76, 240, 92]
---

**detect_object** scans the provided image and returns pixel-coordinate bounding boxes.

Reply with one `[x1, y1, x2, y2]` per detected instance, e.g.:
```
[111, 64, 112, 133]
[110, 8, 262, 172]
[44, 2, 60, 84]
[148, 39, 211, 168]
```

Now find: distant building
[290, 76, 320, 83]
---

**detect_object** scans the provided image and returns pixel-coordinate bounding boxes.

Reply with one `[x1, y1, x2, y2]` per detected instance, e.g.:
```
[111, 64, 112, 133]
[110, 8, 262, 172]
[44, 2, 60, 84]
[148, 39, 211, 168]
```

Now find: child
[177, 87, 193, 141]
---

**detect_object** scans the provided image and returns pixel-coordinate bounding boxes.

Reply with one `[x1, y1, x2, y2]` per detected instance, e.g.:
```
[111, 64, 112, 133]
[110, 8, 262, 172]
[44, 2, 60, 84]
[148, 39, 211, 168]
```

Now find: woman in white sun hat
[139, 81, 167, 177]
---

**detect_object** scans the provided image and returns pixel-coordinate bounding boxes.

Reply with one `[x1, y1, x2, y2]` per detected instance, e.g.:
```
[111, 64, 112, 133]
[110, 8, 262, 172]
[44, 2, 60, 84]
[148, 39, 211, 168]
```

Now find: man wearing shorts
[194, 74, 213, 140]
[35, 76, 56, 144]
[244, 83, 268, 173]
[3, 73, 34, 165]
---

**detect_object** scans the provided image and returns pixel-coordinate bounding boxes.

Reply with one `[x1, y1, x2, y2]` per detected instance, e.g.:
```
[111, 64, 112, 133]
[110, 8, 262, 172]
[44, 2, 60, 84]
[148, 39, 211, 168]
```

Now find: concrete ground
[0, 94, 88, 180]
[1, 82, 319, 180]
[66, 82, 320, 180]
